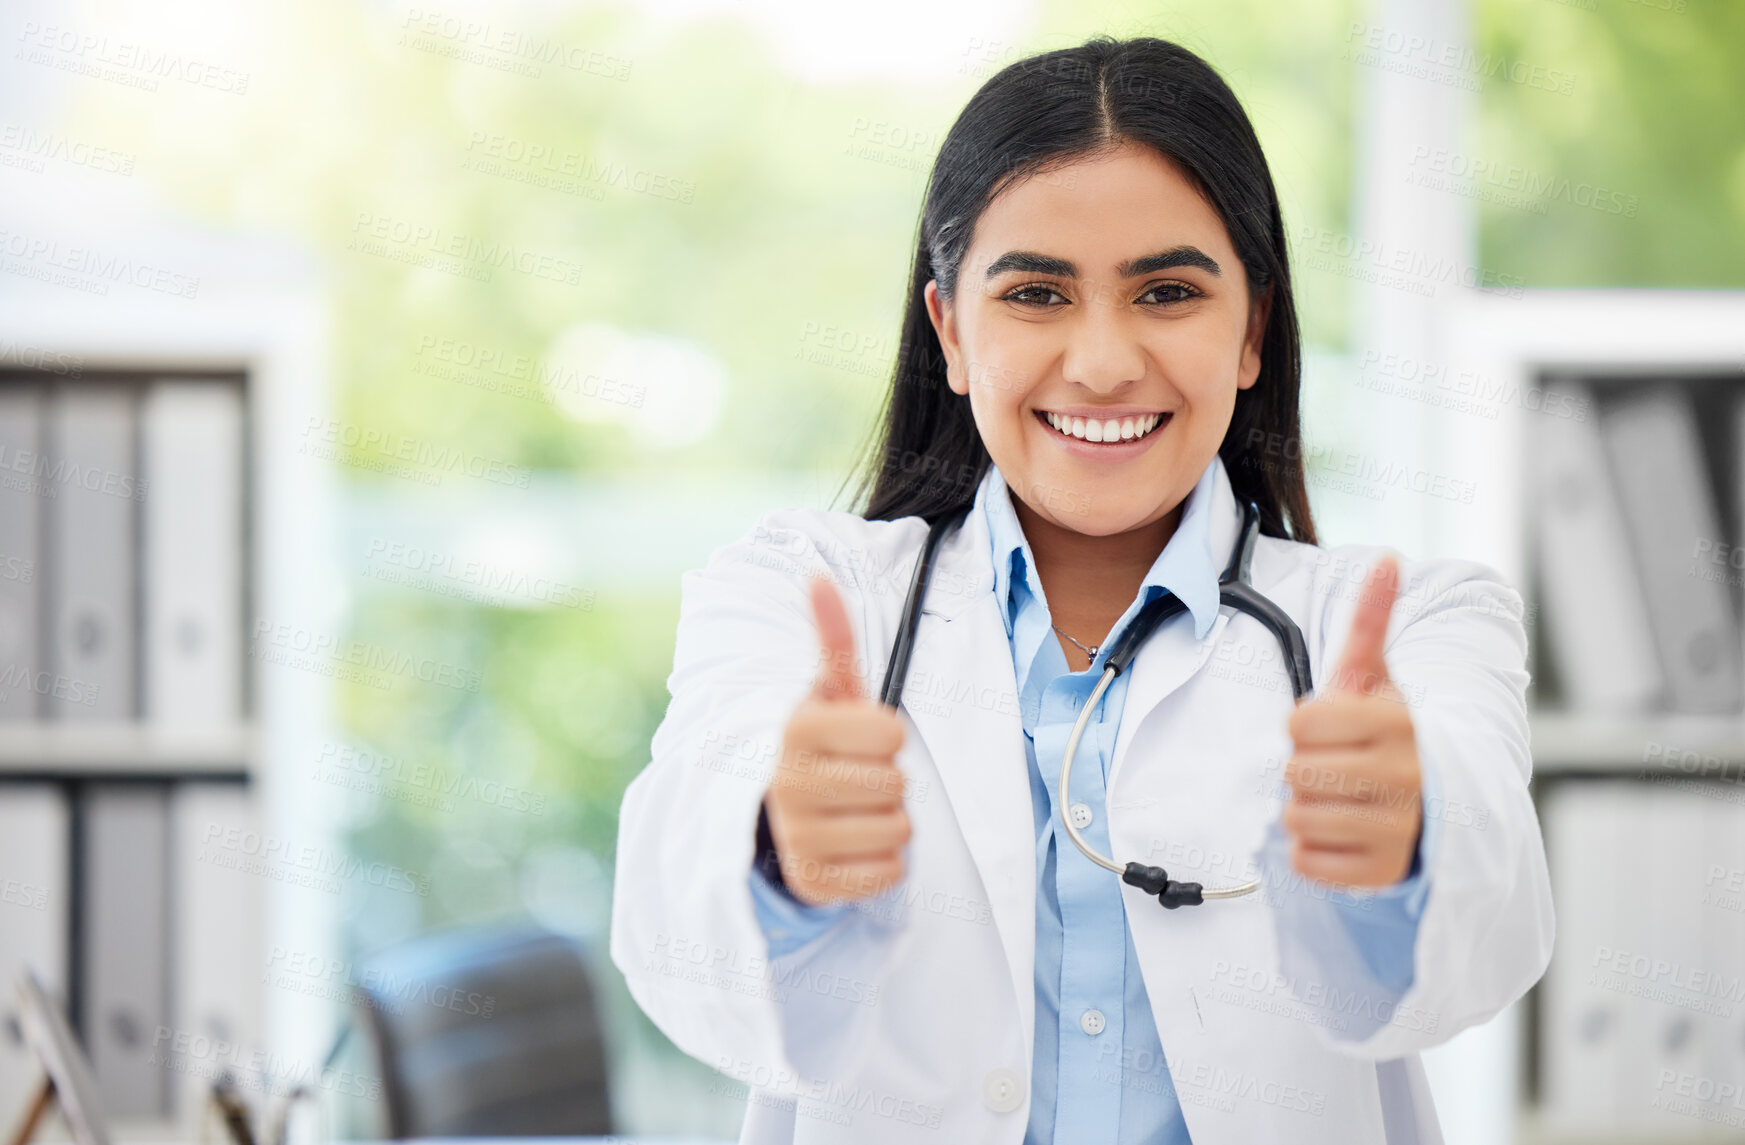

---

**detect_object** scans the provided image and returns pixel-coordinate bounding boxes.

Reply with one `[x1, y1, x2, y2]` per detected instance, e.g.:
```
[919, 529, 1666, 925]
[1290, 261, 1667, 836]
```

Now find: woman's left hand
[1281, 554, 1424, 889]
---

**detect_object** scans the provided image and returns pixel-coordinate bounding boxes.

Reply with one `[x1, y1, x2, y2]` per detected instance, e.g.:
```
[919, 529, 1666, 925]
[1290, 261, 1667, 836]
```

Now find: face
[924, 141, 1269, 537]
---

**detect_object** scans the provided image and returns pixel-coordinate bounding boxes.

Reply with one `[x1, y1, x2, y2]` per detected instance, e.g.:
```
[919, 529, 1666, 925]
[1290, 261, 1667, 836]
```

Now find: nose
[1059, 285, 1147, 394]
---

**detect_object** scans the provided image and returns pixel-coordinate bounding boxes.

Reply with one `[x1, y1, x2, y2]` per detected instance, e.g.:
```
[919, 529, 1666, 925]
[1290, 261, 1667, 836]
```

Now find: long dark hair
[847, 35, 1316, 545]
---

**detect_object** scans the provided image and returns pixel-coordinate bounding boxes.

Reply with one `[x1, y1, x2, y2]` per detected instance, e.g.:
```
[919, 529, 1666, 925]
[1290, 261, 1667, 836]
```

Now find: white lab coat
[611, 457, 1554, 1144]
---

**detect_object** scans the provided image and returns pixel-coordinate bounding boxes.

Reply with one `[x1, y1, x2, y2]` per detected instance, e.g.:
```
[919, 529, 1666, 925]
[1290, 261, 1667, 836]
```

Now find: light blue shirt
[748, 459, 1438, 1142]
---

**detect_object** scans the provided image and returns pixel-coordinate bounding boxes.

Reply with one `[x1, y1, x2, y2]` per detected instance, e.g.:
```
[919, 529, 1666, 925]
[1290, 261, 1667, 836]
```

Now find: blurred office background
[1, 0, 1743, 1142]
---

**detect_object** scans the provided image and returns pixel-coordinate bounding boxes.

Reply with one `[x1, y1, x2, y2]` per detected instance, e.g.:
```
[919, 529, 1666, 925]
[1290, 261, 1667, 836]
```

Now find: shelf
[0, 722, 256, 776]
[1530, 711, 1745, 774]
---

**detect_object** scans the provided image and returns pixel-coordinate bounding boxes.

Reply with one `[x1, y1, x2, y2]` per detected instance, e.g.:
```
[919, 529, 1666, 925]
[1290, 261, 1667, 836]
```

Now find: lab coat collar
[978, 458, 1224, 644]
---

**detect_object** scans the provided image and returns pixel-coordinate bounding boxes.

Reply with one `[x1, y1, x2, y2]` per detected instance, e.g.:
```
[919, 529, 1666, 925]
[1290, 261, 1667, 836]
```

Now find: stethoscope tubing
[877, 496, 1307, 909]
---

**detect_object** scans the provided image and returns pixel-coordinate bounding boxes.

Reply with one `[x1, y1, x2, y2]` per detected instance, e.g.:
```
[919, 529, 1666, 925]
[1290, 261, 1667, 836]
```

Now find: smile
[1035, 409, 1171, 444]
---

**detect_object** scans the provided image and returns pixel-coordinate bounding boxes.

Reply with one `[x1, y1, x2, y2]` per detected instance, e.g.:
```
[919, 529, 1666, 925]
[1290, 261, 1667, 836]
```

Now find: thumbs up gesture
[1280, 555, 1424, 889]
[763, 577, 913, 907]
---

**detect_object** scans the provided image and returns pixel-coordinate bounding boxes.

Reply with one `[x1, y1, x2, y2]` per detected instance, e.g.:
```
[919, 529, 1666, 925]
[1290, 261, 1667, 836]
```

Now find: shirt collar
[976, 458, 1223, 643]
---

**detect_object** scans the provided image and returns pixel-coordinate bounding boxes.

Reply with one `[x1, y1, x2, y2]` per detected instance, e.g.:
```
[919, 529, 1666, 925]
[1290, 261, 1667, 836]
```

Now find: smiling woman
[613, 32, 1553, 1145]
[856, 38, 1311, 549]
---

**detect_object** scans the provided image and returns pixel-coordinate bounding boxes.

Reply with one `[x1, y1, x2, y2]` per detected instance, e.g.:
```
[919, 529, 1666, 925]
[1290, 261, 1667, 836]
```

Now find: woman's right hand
[763, 576, 913, 907]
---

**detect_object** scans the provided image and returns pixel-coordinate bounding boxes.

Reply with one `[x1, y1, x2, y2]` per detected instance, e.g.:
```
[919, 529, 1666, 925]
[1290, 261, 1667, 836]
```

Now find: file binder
[1600, 389, 1743, 713]
[1531, 379, 1662, 712]
[0, 386, 42, 719]
[168, 783, 262, 1120]
[1624, 784, 1712, 1127]
[141, 382, 244, 726]
[47, 387, 137, 720]
[1541, 781, 1628, 1128]
[0, 784, 70, 1123]
[1701, 791, 1745, 1122]
[79, 784, 170, 1118]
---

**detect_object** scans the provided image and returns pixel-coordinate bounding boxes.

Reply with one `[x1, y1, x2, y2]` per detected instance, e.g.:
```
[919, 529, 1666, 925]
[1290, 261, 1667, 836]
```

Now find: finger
[1289, 838, 1408, 890]
[806, 856, 904, 904]
[785, 808, 912, 863]
[1283, 747, 1381, 804]
[1281, 797, 1401, 848]
[1283, 746, 1415, 806]
[810, 575, 865, 701]
[774, 756, 908, 811]
[1328, 554, 1399, 695]
[786, 698, 905, 757]
[1288, 688, 1411, 747]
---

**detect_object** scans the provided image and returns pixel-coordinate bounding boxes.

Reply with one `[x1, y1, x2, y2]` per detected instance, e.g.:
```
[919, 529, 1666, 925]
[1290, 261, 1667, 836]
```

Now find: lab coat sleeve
[1264, 554, 1554, 1060]
[1256, 741, 1439, 1040]
[749, 863, 855, 959]
[609, 509, 908, 1099]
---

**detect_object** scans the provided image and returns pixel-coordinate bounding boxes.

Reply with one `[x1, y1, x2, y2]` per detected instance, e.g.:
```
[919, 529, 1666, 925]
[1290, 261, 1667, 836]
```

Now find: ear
[924, 280, 969, 396]
[1237, 285, 1272, 391]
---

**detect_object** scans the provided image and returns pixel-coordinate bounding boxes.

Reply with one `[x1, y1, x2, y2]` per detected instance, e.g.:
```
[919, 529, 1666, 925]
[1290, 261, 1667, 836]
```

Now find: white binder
[1701, 791, 1745, 1121]
[141, 382, 244, 726]
[0, 387, 42, 719]
[0, 784, 70, 1121]
[80, 784, 170, 1118]
[1530, 379, 1662, 712]
[169, 783, 262, 1121]
[48, 387, 136, 720]
[1623, 784, 1712, 1128]
[1541, 781, 1628, 1128]
[1600, 389, 1742, 713]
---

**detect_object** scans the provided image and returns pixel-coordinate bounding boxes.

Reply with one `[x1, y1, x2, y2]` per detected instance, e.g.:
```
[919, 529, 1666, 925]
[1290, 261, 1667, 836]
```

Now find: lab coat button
[1069, 802, 1093, 829]
[1080, 1008, 1106, 1035]
[981, 1067, 1024, 1113]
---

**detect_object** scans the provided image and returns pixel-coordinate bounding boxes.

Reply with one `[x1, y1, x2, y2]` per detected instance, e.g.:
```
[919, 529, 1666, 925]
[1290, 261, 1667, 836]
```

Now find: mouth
[1033, 408, 1173, 447]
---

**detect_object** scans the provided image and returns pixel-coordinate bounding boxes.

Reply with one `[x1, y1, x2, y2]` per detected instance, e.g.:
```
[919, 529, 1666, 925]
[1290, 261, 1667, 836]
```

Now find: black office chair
[351, 924, 614, 1137]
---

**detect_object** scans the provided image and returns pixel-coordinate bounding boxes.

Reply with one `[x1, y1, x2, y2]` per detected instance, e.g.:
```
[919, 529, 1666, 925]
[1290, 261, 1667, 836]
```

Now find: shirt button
[1069, 802, 1093, 829]
[981, 1067, 1025, 1113]
[1080, 1008, 1106, 1036]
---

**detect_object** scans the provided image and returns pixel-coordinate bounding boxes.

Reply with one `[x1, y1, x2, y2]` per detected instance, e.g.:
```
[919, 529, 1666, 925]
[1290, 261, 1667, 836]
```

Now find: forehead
[966, 144, 1233, 272]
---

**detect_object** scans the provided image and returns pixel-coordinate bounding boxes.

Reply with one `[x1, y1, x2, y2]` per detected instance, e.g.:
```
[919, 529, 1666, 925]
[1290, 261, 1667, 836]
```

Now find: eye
[1001, 283, 1068, 307]
[1139, 281, 1202, 305]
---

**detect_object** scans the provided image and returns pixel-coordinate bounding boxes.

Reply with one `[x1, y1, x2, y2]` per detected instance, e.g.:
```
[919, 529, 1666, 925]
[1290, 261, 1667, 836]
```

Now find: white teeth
[1042, 411, 1167, 444]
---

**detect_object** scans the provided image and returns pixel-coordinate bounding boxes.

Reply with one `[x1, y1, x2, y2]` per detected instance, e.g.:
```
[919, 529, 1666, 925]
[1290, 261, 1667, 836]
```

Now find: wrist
[755, 799, 795, 897]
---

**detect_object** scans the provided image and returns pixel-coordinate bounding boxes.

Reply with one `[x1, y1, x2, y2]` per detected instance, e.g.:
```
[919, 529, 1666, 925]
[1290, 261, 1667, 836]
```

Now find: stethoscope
[876, 496, 1313, 909]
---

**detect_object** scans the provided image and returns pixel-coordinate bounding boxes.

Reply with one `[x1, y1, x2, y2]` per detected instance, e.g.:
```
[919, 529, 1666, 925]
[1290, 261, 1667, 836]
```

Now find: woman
[612, 34, 1553, 1145]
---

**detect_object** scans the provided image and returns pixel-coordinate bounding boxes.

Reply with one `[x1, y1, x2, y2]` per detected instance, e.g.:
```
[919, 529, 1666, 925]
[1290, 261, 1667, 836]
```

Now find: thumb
[809, 575, 865, 701]
[1329, 554, 1399, 696]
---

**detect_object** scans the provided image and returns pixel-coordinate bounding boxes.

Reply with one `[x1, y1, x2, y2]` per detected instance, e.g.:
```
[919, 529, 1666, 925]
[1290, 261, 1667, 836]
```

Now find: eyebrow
[983, 246, 1223, 280]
